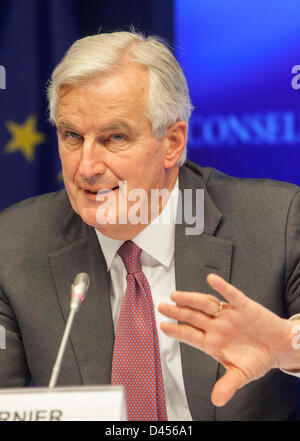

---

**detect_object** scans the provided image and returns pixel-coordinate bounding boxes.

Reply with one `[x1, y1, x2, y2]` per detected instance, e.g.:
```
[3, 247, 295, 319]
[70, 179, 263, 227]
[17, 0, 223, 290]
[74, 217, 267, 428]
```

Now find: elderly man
[0, 30, 300, 421]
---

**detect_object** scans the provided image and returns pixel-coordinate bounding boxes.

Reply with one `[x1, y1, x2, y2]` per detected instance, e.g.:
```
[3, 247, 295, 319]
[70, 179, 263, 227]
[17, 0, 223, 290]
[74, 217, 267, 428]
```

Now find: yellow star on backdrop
[4, 114, 46, 161]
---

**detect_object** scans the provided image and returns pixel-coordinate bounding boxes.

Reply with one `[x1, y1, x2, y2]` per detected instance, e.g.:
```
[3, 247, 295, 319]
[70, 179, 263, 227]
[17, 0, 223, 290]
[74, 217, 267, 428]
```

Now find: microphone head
[70, 272, 90, 311]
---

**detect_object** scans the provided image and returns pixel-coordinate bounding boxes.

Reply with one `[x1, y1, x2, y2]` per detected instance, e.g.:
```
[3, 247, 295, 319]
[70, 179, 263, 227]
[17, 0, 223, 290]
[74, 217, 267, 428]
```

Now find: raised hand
[158, 273, 300, 407]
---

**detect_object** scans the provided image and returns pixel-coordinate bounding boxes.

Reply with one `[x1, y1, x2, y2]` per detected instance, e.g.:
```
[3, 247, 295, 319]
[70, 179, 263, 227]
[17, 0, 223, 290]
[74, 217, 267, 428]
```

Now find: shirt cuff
[280, 313, 300, 377]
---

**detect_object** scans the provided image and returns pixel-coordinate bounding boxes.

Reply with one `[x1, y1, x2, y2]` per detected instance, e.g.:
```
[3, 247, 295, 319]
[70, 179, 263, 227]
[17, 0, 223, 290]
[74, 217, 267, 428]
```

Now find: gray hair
[47, 30, 193, 165]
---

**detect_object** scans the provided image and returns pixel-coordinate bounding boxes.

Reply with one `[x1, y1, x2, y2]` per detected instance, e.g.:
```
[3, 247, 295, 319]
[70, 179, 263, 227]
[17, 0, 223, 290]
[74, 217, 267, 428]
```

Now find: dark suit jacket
[0, 160, 300, 421]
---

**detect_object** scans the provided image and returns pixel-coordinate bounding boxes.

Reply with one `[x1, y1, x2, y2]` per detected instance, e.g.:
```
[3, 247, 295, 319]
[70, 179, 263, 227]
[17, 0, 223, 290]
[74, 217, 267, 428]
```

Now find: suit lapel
[176, 164, 233, 420]
[48, 207, 114, 386]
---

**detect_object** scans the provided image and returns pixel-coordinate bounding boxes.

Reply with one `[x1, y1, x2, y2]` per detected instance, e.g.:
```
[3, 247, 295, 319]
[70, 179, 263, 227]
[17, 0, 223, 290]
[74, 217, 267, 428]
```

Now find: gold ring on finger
[213, 300, 229, 318]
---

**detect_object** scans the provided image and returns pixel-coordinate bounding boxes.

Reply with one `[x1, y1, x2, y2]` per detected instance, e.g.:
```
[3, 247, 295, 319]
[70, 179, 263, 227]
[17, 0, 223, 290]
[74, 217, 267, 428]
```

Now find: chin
[77, 207, 99, 228]
[95, 224, 120, 238]
[78, 207, 116, 231]
[95, 224, 135, 240]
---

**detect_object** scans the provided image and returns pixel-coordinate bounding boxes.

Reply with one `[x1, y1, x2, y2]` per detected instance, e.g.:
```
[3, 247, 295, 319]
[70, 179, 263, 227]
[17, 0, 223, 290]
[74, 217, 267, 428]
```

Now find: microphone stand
[48, 273, 90, 389]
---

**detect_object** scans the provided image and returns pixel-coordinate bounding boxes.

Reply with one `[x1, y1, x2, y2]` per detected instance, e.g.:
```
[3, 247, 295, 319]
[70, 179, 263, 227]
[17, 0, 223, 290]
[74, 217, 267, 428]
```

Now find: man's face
[56, 64, 179, 239]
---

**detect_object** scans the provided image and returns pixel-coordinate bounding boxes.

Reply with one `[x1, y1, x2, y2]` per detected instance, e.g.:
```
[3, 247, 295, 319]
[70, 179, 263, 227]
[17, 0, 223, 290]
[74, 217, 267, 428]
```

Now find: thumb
[211, 369, 246, 407]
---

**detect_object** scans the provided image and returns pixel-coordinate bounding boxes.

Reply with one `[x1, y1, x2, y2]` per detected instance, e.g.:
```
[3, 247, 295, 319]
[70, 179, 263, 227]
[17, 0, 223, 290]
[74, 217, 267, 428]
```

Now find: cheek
[132, 141, 162, 167]
[59, 149, 79, 180]
[123, 148, 163, 185]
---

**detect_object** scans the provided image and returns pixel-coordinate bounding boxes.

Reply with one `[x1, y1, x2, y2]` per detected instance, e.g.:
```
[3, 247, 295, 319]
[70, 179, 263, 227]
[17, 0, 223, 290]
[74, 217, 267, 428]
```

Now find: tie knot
[118, 241, 142, 274]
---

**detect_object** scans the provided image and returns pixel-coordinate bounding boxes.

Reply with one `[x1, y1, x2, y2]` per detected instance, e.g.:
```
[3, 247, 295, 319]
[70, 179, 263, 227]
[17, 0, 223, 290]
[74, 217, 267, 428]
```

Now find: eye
[66, 131, 81, 140]
[110, 134, 126, 142]
[59, 130, 83, 150]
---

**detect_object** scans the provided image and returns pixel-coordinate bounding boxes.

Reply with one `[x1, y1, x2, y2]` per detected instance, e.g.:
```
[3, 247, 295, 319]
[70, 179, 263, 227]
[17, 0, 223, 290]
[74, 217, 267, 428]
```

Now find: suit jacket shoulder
[0, 188, 114, 389]
[180, 160, 300, 316]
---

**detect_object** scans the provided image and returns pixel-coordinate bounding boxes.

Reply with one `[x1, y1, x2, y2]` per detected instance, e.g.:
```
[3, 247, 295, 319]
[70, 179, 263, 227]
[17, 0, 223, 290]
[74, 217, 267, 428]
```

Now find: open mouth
[84, 186, 119, 198]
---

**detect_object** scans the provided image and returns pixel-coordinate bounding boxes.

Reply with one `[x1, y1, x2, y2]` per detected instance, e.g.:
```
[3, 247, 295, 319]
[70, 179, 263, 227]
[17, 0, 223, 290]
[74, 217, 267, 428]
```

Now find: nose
[77, 141, 107, 180]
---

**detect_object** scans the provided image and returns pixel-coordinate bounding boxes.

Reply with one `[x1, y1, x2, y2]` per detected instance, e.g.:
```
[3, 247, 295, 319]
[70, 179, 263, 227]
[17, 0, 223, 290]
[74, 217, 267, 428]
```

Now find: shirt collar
[95, 178, 179, 271]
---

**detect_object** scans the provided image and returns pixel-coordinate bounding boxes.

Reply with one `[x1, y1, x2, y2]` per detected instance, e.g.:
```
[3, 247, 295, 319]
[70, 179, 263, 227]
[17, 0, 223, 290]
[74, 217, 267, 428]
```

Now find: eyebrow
[57, 120, 133, 134]
[57, 122, 78, 131]
[100, 122, 132, 133]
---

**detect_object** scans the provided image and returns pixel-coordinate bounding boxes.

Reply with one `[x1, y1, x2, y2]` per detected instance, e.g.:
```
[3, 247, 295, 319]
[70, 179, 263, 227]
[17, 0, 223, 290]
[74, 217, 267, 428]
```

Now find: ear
[163, 121, 187, 168]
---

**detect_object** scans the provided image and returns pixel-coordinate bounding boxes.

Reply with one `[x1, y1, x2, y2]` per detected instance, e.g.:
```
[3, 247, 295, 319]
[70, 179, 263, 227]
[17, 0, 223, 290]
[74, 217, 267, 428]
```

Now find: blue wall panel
[174, 0, 300, 184]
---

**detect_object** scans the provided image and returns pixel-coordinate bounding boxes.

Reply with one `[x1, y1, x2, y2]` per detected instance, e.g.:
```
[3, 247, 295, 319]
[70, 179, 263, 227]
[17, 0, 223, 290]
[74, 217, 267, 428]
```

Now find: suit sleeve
[0, 286, 31, 387]
[284, 191, 300, 317]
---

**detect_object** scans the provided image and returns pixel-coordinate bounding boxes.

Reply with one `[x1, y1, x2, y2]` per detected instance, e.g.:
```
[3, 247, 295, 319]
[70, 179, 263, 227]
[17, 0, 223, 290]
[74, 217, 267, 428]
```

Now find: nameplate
[0, 385, 126, 421]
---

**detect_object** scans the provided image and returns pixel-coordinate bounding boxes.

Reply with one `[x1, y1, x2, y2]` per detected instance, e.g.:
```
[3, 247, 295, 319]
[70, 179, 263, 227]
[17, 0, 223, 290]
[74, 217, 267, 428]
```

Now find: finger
[211, 369, 247, 407]
[206, 274, 248, 308]
[170, 291, 220, 316]
[158, 303, 211, 331]
[160, 321, 205, 350]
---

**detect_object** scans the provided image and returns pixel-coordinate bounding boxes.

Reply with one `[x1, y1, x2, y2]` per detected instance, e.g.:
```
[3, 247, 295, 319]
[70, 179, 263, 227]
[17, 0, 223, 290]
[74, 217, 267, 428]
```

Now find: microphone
[48, 273, 90, 388]
[70, 273, 90, 311]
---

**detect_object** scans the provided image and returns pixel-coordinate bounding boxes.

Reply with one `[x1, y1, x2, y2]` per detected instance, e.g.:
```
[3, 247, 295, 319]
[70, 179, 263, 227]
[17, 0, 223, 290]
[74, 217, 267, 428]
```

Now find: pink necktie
[111, 240, 168, 421]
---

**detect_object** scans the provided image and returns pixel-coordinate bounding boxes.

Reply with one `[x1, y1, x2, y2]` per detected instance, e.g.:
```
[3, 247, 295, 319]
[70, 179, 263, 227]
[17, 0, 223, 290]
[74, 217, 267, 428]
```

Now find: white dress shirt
[95, 179, 193, 421]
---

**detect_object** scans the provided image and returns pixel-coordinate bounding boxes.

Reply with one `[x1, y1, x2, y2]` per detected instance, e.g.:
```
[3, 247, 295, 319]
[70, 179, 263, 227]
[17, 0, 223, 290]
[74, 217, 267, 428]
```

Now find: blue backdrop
[0, 0, 172, 211]
[1, 0, 300, 212]
[174, 0, 300, 185]
[0, 0, 79, 211]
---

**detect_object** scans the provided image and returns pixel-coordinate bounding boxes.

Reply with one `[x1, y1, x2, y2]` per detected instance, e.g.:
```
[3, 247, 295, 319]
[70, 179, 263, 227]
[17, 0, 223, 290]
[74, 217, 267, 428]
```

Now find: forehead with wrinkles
[56, 62, 150, 132]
